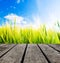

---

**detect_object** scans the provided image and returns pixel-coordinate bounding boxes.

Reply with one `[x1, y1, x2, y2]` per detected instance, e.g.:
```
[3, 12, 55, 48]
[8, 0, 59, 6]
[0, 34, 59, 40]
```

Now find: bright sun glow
[4, 13, 60, 31]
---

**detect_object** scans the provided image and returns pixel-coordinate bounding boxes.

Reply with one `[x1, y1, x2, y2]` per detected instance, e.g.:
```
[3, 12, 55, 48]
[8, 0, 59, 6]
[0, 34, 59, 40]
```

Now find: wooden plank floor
[0, 44, 60, 63]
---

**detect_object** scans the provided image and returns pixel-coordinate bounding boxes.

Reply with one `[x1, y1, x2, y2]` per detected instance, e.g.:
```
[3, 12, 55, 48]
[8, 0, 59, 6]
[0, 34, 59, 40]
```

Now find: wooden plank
[24, 44, 48, 63]
[48, 44, 60, 52]
[0, 44, 6, 46]
[0, 44, 15, 52]
[0, 44, 16, 58]
[0, 44, 26, 63]
[0, 44, 6, 52]
[39, 44, 60, 63]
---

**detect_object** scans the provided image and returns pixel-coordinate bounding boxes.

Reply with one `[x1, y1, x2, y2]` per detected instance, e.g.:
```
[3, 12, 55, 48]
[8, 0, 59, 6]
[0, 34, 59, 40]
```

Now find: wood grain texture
[24, 44, 48, 63]
[0, 44, 60, 63]
[39, 44, 60, 63]
[48, 44, 60, 52]
[0, 44, 26, 63]
[0, 44, 16, 58]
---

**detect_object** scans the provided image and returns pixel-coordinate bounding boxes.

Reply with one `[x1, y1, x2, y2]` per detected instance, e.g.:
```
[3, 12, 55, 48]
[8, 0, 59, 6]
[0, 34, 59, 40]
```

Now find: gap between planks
[0, 44, 60, 63]
[24, 44, 48, 63]
[0, 44, 16, 58]
[48, 44, 60, 53]
[0, 44, 27, 63]
[38, 44, 60, 63]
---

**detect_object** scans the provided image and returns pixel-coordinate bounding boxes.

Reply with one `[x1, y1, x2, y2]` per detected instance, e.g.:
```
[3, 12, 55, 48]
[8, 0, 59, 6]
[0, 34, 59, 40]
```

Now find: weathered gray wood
[0, 44, 15, 58]
[0, 44, 16, 57]
[0, 44, 7, 52]
[0, 44, 6, 46]
[48, 44, 60, 52]
[0, 44, 26, 63]
[24, 44, 48, 63]
[39, 44, 60, 63]
[0, 44, 6, 52]
[0, 44, 15, 52]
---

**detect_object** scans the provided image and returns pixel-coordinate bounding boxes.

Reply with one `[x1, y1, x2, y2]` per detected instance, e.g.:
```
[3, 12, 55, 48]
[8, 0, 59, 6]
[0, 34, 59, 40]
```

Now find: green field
[0, 23, 60, 44]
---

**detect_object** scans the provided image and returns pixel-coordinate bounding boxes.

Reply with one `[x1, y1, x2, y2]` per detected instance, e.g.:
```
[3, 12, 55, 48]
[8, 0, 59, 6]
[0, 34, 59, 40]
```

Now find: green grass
[0, 24, 60, 44]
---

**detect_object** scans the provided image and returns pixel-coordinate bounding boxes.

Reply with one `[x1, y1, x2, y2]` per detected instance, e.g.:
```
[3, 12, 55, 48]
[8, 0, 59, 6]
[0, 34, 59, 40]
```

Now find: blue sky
[0, 0, 60, 30]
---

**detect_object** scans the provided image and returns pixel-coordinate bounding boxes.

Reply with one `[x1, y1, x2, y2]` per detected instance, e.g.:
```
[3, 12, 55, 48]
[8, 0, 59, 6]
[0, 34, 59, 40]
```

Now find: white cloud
[4, 13, 60, 31]
[4, 13, 42, 29]
[4, 13, 27, 27]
